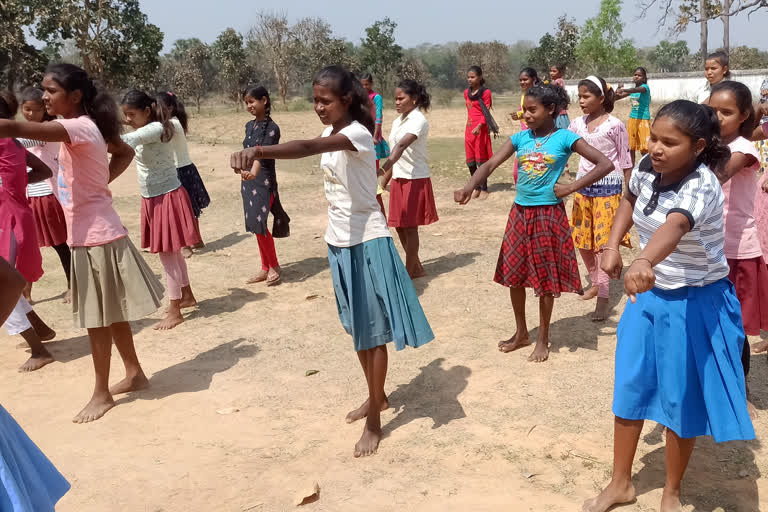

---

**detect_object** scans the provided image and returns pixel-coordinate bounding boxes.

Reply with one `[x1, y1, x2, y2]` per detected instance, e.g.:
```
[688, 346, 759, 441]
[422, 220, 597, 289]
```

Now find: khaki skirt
[71, 236, 164, 328]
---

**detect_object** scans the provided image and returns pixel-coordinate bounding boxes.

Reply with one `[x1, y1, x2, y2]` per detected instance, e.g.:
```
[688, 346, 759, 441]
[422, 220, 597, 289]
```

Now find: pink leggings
[158, 251, 190, 300]
[579, 249, 610, 299]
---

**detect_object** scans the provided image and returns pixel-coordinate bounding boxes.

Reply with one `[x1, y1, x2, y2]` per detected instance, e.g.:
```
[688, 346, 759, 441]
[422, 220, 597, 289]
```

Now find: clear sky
[139, 0, 768, 53]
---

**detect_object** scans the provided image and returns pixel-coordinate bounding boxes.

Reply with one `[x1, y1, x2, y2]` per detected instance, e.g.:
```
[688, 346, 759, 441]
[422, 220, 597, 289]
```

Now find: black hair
[244, 85, 272, 119]
[577, 76, 616, 113]
[634, 67, 648, 84]
[312, 65, 375, 134]
[397, 79, 431, 112]
[45, 63, 121, 143]
[525, 83, 569, 118]
[655, 100, 731, 169]
[120, 90, 174, 143]
[468, 65, 486, 86]
[520, 67, 540, 84]
[20, 87, 56, 121]
[706, 51, 731, 78]
[710, 81, 757, 139]
[156, 91, 188, 134]
[359, 72, 374, 83]
[551, 64, 566, 75]
[0, 91, 18, 120]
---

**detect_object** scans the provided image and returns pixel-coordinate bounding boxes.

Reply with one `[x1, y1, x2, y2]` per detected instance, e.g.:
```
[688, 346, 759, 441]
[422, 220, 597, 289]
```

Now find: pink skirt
[140, 186, 202, 253]
[387, 177, 439, 228]
[29, 194, 67, 247]
[728, 257, 768, 336]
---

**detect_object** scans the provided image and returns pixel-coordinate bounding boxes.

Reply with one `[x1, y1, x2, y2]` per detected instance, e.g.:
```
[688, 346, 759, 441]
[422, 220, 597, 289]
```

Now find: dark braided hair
[244, 85, 272, 119]
[120, 90, 174, 143]
[655, 100, 731, 169]
[525, 83, 569, 118]
[313, 66, 374, 134]
[157, 91, 189, 134]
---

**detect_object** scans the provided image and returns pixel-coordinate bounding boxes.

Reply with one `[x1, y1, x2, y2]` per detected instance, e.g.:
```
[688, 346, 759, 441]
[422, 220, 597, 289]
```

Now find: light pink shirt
[722, 136, 762, 259]
[55, 116, 128, 247]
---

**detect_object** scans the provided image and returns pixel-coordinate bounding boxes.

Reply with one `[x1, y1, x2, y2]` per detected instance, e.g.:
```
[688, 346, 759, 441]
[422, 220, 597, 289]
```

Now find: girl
[569, 76, 633, 321]
[549, 64, 571, 130]
[0, 63, 164, 423]
[0, 257, 70, 512]
[360, 74, 390, 216]
[121, 90, 201, 329]
[752, 119, 768, 354]
[615, 67, 651, 166]
[455, 84, 615, 363]
[231, 66, 433, 458]
[697, 51, 730, 104]
[584, 100, 754, 512]
[381, 79, 439, 278]
[509, 68, 540, 183]
[156, 91, 209, 257]
[19, 87, 71, 303]
[708, 82, 768, 374]
[0, 90, 58, 373]
[464, 66, 498, 199]
[241, 85, 290, 285]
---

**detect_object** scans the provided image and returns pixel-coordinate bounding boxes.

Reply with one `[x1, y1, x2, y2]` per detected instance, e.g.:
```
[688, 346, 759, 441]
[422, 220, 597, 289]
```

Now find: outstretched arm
[231, 134, 355, 172]
[0, 119, 71, 143]
[714, 152, 756, 185]
[455, 139, 516, 204]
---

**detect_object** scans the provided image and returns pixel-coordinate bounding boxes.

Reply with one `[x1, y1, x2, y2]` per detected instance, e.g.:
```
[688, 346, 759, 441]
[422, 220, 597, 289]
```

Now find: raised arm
[232, 133, 356, 172]
[0, 119, 71, 143]
[714, 152, 757, 185]
[455, 139, 516, 204]
[121, 122, 164, 148]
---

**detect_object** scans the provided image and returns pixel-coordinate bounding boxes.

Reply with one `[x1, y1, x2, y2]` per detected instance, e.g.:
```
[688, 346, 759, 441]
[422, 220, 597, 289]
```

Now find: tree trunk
[700, 0, 708, 65]
[722, 0, 731, 54]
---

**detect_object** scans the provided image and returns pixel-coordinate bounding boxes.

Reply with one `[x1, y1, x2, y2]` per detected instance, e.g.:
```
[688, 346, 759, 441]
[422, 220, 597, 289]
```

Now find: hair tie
[586, 75, 604, 94]
[168, 92, 174, 97]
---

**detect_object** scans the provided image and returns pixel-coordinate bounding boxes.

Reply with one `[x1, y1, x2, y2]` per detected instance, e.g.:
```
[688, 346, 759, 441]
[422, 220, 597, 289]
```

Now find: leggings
[3, 231, 33, 335]
[158, 251, 190, 300]
[579, 249, 610, 298]
[256, 194, 279, 271]
[53, 242, 71, 285]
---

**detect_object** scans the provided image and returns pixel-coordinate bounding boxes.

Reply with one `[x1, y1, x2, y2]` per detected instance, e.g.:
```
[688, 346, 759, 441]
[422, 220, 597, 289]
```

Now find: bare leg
[660, 430, 695, 511]
[529, 295, 553, 362]
[179, 285, 197, 309]
[73, 327, 115, 423]
[18, 327, 55, 372]
[499, 287, 531, 352]
[109, 322, 149, 395]
[751, 338, 768, 354]
[346, 349, 389, 424]
[406, 227, 424, 278]
[26, 310, 55, 341]
[582, 417, 641, 512]
[354, 345, 388, 457]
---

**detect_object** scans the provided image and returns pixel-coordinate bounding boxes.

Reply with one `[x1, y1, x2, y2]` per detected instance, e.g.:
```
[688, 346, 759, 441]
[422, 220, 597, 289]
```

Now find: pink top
[0, 138, 43, 282]
[722, 136, 762, 259]
[55, 116, 128, 247]
[569, 115, 632, 196]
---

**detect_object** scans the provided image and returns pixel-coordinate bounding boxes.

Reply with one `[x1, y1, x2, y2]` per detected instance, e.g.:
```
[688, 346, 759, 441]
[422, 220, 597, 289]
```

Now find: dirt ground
[1, 101, 766, 512]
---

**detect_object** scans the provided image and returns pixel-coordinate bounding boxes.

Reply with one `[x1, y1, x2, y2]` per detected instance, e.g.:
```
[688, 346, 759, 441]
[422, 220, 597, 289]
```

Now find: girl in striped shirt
[584, 100, 754, 512]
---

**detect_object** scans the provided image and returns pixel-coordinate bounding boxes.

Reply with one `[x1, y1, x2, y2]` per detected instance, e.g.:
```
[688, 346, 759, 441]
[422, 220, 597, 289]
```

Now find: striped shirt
[630, 156, 729, 290]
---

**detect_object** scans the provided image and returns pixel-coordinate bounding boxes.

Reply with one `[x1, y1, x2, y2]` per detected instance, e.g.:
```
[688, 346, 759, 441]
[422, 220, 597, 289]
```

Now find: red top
[464, 88, 492, 128]
[0, 138, 42, 282]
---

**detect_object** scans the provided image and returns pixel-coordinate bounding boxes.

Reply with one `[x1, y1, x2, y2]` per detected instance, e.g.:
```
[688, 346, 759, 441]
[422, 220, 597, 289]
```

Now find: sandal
[266, 267, 281, 286]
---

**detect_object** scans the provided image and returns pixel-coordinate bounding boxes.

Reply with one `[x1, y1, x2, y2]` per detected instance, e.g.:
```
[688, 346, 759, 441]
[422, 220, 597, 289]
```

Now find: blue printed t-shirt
[630, 84, 651, 120]
[511, 129, 581, 206]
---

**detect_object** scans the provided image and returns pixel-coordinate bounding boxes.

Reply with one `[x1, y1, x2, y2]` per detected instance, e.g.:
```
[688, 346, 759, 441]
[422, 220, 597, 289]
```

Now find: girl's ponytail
[313, 66, 375, 135]
[121, 90, 174, 143]
[698, 104, 731, 170]
[157, 91, 189, 134]
[46, 63, 122, 143]
[397, 79, 431, 112]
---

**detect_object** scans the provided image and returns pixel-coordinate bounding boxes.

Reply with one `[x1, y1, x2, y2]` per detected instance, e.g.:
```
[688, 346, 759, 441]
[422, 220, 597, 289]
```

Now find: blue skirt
[177, 163, 210, 218]
[555, 113, 570, 130]
[613, 279, 755, 442]
[0, 405, 70, 511]
[328, 237, 434, 352]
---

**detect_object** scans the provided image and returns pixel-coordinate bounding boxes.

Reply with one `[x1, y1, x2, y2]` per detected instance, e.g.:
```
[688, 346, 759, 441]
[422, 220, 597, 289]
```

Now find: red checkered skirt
[493, 202, 583, 297]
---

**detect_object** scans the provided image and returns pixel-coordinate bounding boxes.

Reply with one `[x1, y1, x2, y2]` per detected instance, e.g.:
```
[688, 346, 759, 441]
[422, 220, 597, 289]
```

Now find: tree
[456, 42, 511, 89]
[165, 42, 215, 112]
[649, 40, 690, 71]
[212, 28, 251, 105]
[247, 12, 296, 104]
[410, 43, 463, 90]
[289, 17, 356, 89]
[358, 18, 403, 78]
[528, 16, 580, 77]
[727, 45, 768, 69]
[576, 0, 639, 75]
[0, 0, 49, 89]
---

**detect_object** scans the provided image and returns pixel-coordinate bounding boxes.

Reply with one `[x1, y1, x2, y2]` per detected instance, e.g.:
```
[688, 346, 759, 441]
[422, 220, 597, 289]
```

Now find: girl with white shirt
[381, 79, 438, 278]
[230, 66, 433, 459]
[121, 90, 201, 331]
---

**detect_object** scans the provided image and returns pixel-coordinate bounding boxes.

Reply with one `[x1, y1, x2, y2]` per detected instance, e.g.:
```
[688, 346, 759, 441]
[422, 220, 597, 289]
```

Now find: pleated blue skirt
[613, 278, 755, 442]
[328, 237, 434, 352]
[0, 405, 70, 511]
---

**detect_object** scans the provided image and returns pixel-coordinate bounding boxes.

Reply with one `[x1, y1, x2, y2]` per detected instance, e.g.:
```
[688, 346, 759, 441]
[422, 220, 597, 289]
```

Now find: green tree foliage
[408, 44, 462, 90]
[726, 45, 768, 69]
[528, 16, 579, 77]
[290, 17, 357, 91]
[576, 0, 638, 76]
[0, 1, 49, 89]
[212, 28, 251, 105]
[163, 41, 216, 112]
[358, 18, 403, 78]
[456, 41, 511, 90]
[649, 40, 691, 72]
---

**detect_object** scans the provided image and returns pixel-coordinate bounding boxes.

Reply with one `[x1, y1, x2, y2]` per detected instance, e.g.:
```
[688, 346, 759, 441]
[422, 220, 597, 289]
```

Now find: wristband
[632, 257, 653, 267]
[601, 246, 620, 254]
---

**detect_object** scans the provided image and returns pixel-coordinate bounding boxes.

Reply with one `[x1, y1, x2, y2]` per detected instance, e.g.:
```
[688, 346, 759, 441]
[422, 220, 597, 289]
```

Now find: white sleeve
[340, 123, 373, 154]
[404, 114, 427, 139]
[16, 138, 45, 149]
[121, 122, 165, 149]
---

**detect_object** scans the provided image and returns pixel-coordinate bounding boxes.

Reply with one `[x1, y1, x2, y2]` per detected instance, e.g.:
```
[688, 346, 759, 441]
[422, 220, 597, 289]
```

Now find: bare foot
[591, 297, 610, 322]
[26, 312, 55, 341]
[73, 393, 115, 424]
[19, 352, 55, 372]
[471, 189, 481, 199]
[499, 331, 531, 353]
[62, 289, 72, 304]
[353, 424, 382, 458]
[181, 247, 194, 259]
[408, 267, 426, 279]
[179, 286, 197, 309]
[109, 370, 150, 395]
[751, 339, 768, 354]
[153, 310, 184, 330]
[660, 486, 682, 512]
[246, 270, 268, 284]
[747, 398, 759, 420]
[478, 190, 489, 200]
[345, 397, 390, 424]
[528, 339, 550, 362]
[580, 286, 599, 301]
[582, 478, 636, 512]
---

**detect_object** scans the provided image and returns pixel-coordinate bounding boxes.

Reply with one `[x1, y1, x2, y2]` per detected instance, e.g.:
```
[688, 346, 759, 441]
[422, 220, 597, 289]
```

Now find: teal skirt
[328, 237, 434, 352]
[375, 139, 390, 160]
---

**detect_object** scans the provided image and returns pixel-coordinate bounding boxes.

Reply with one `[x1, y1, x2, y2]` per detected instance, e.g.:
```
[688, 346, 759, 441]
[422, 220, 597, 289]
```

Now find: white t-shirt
[169, 118, 193, 168]
[389, 109, 430, 180]
[321, 121, 391, 247]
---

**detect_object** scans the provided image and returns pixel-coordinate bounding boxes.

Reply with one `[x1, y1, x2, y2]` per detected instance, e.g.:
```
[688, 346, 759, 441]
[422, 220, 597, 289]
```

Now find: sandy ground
[1, 103, 767, 512]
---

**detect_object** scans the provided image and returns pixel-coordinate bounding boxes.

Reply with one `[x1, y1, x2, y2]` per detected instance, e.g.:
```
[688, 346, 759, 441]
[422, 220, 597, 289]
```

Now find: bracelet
[632, 257, 653, 267]
[601, 246, 620, 254]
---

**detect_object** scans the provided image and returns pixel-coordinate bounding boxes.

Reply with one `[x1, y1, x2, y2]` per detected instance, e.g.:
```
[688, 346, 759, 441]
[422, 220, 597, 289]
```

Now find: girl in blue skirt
[583, 100, 755, 512]
[230, 66, 434, 458]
